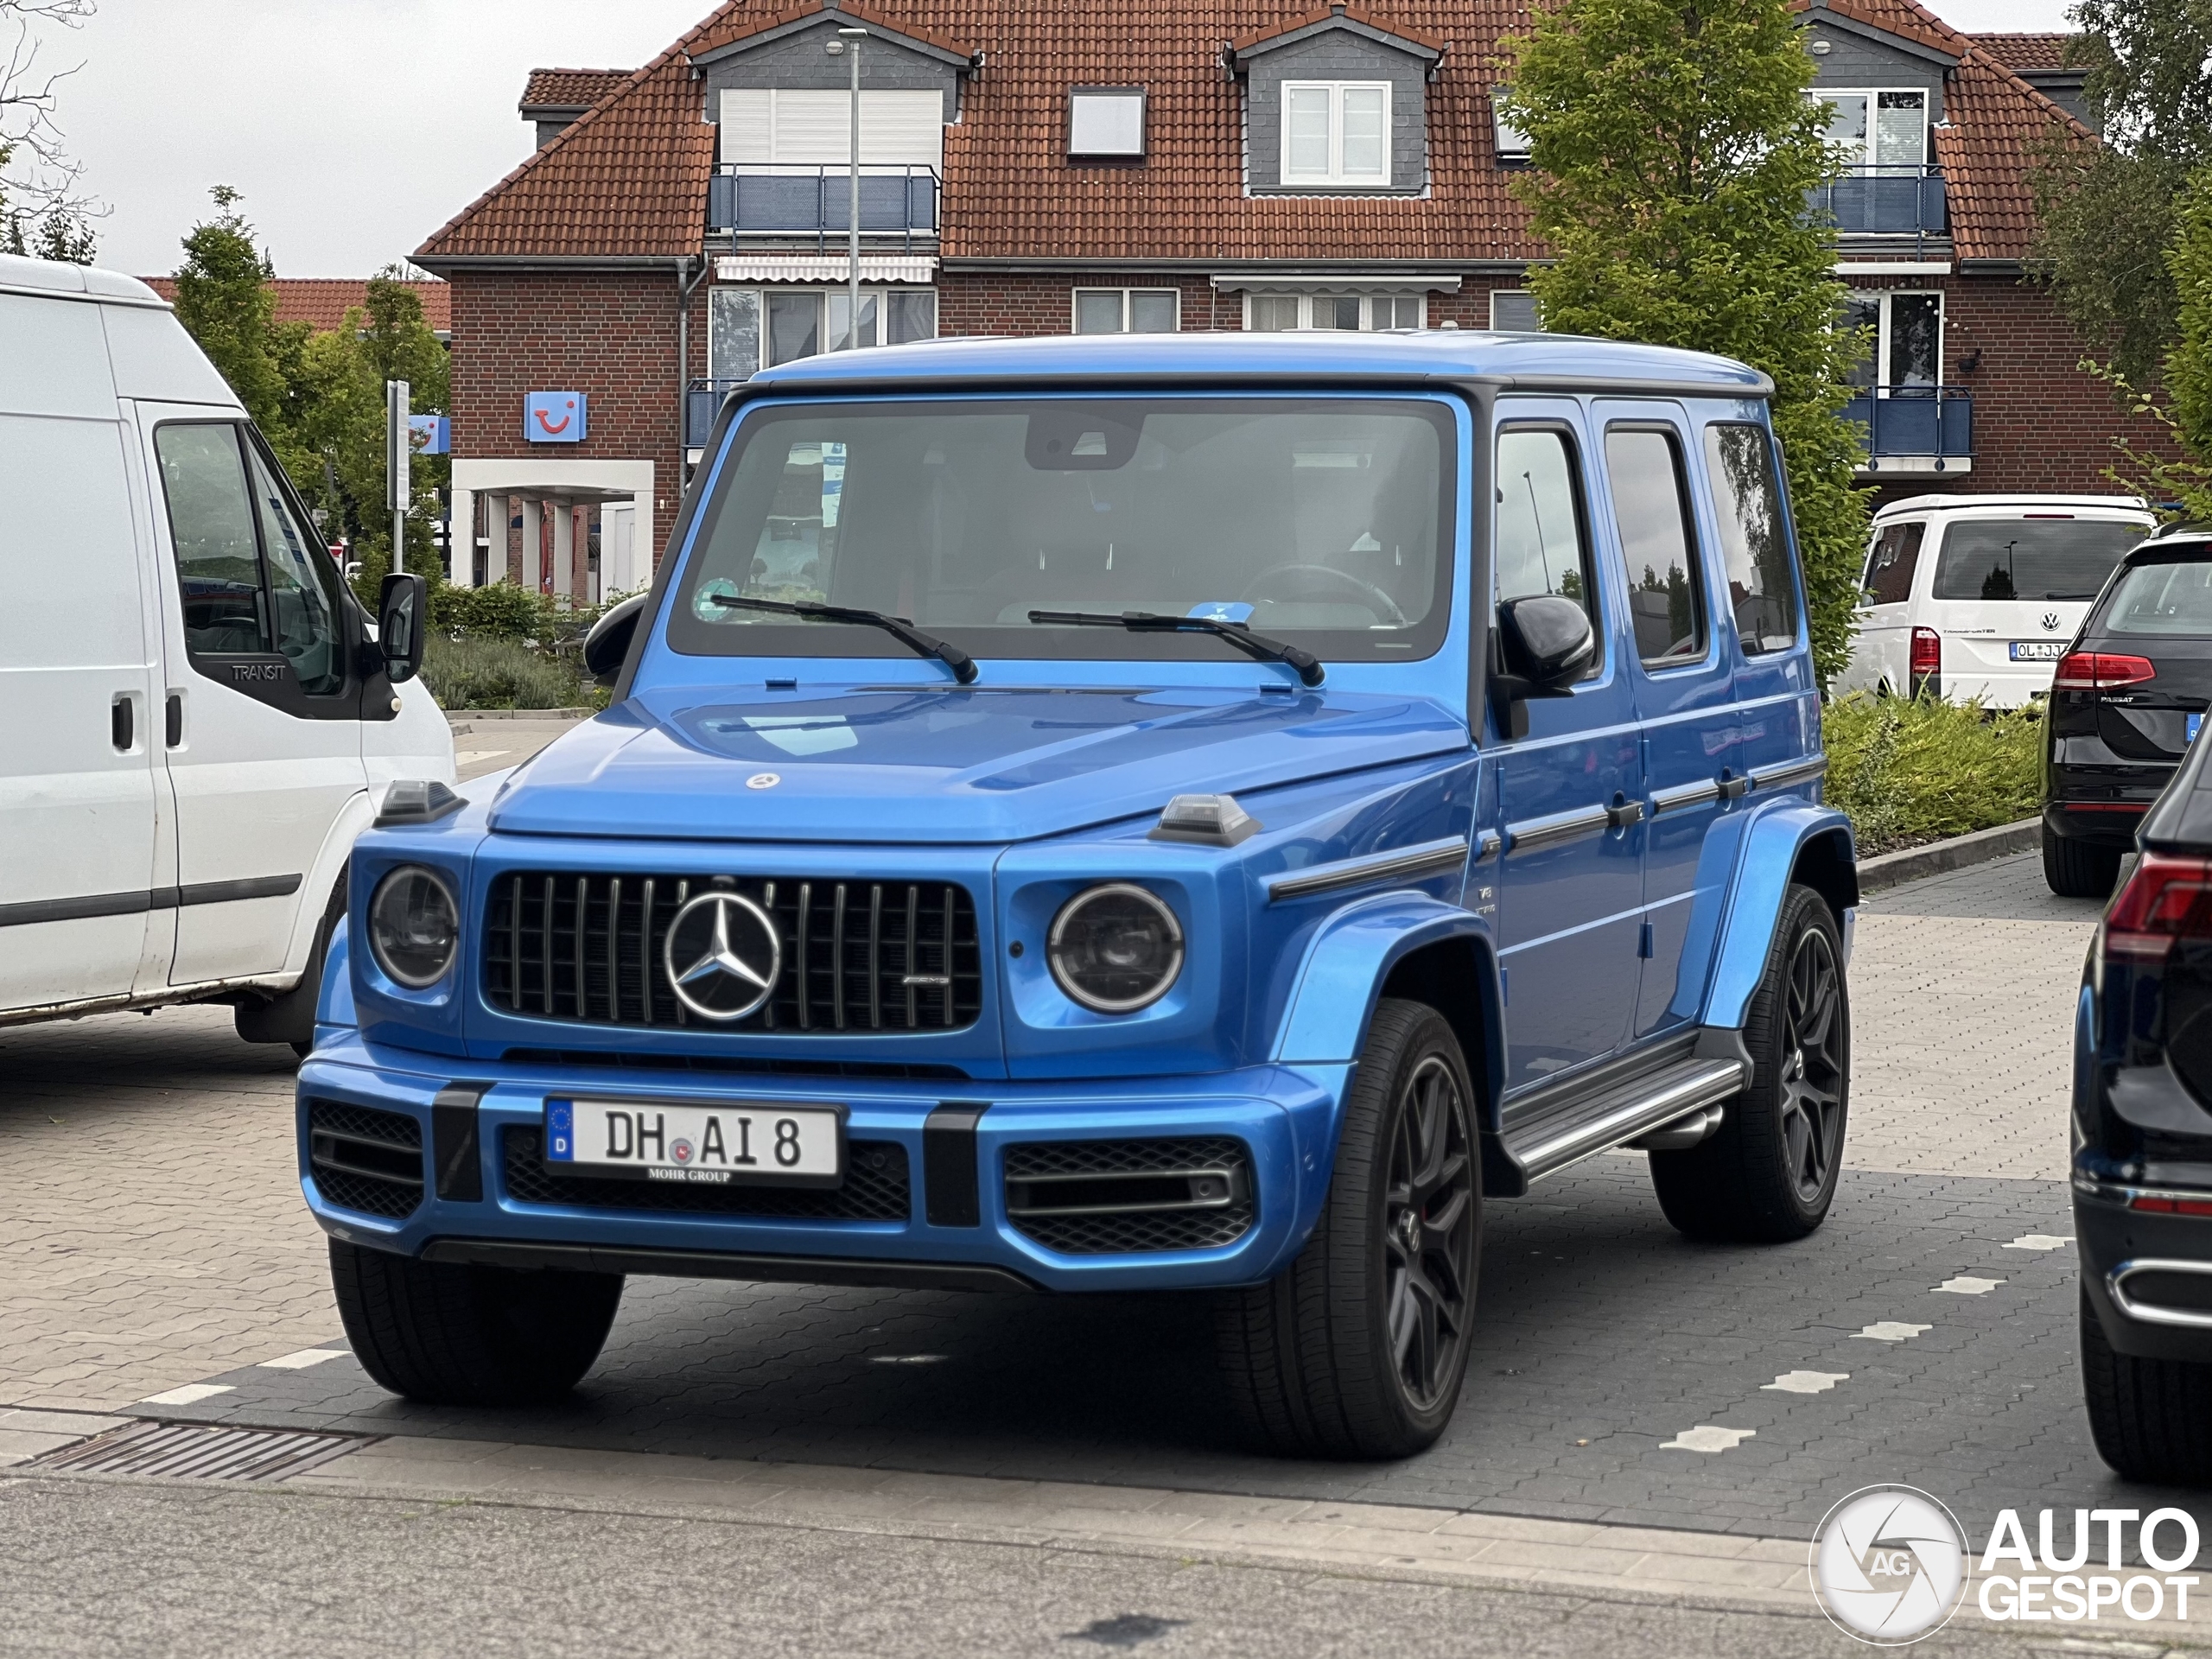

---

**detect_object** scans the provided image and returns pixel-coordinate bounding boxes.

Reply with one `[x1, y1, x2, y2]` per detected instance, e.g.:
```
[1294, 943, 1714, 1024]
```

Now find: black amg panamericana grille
[1003, 1137, 1255, 1255]
[308, 1100, 424, 1220]
[484, 873, 981, 1034]
[502, 1127, 911, 1222]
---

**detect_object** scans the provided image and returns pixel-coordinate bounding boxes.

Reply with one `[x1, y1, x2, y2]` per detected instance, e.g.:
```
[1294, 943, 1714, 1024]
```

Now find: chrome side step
[1503, 1056, 1749, 1184]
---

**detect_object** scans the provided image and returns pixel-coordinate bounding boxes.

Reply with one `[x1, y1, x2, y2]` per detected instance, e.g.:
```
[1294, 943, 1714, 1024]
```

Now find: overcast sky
[40, 0, 2077, 279]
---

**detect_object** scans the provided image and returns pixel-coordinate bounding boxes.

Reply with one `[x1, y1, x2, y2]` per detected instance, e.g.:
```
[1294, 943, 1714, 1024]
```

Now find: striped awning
[715, 255, 938, 284]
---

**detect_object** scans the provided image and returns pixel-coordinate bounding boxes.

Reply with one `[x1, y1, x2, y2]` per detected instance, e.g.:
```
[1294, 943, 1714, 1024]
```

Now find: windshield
[666, 397, 1453, 668]
[1929, 518, 2146, 602]
[2099, 556, 2212, 634]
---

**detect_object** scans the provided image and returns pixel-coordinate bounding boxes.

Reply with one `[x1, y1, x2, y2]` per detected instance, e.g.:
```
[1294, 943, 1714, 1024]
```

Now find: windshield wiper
[1028, 609, 1325, 687]
[710, 594, 977, 684]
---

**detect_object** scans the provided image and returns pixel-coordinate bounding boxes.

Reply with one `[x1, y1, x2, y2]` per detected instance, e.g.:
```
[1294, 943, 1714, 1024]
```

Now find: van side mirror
[378, 572, 428, 684]
[1490, 594, 1595, 740]
[583, 592, 649, 686]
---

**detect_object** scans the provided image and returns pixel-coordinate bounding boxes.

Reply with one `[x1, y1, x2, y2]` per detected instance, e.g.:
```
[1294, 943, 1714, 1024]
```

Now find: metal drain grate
[31, 1419, 370, 1482]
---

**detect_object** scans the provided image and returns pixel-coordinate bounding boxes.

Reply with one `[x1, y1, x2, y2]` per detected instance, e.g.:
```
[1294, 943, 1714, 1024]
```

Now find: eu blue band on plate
[547, 1100, 574, 1160]
[2190, 712, 2203, 745]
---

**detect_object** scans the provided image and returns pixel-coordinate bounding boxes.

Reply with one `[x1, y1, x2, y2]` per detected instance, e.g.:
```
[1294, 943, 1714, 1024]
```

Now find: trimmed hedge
[1822, 693, 2043, 857]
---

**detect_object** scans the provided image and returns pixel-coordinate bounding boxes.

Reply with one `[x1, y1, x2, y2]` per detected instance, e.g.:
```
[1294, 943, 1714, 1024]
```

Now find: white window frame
[1071, 288, 1180, 334]
[1280, 80, 1392, 188]
[709, 285, 939, 376]
[1241, 293, 1424, 331]
[1068, 86, 1147, 159]
[1815, 87, 1929, 172]
[1489, 289, 1541, 332]
[1845, 289, 1943, 390]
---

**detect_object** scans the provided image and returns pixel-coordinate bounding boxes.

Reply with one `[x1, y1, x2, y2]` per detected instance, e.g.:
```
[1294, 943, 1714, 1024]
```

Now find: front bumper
[297, 1031, 1350, 1294]
[2075, 1179, 2212, 1363]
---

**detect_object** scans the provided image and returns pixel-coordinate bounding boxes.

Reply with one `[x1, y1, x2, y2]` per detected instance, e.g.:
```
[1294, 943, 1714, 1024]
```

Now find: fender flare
[316, 915, 356, 1034]
[1702, 800, 1858, 1031]
[1270, 891, 1505, 1132]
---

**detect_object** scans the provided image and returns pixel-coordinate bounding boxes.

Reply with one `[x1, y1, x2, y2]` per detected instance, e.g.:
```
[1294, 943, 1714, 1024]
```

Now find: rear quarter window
[1700, 423, 1800, 654]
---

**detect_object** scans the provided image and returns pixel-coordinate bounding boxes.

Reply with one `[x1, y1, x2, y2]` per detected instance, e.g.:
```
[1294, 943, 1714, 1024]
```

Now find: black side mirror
[1498, 594, 1595, 689]
[583, 592, 649, 686]
[378, 572, 428, 685]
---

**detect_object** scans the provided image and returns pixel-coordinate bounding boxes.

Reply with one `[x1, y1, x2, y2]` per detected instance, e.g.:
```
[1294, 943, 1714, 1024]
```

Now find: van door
[137, 409, 366, 985]
[1589, 404, 1740, 1039]
[0, 294, 162, 1011]
[1490, 404, 1646, 1092]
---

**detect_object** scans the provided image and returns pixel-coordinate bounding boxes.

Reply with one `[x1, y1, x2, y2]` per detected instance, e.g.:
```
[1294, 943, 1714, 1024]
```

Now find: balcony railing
[1809, 164, 1948, 245]
[1843, 385, 1974, 472]
[687, 378, 747, 449]
[707, 165, 938, 251]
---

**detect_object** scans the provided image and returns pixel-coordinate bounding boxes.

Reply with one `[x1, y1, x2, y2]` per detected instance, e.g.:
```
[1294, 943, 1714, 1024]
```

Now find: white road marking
[257, 1348, 347, 1370]
[868, 1354, 948, 1365]
[455, 749, 512, 766]
[139, 1383, 232, 1406]
[1661, 1425, 1756, 1453]
[1853, 1321, 1932, 1342]
[1934, 1275, 2005, 1295]
[1763, 1370, 1850, 1395]
[2004, 1234, 2074, 1251]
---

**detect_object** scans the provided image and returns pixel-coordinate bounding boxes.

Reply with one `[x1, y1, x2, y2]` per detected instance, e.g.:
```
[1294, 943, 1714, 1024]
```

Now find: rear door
[138, 408, 366, 985]
[0, 294, 162, 1010]
[1924, 512, 2150, 702]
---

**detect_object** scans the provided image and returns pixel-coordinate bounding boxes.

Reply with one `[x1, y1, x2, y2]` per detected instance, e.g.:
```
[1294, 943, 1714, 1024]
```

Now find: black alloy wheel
[1779, 925, 1845, 1205]
[1383, 1053, 1478, 1413]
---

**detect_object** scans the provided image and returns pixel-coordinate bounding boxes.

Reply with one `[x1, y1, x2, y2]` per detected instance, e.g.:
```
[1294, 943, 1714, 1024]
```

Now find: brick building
[410, 0, 2168, 595]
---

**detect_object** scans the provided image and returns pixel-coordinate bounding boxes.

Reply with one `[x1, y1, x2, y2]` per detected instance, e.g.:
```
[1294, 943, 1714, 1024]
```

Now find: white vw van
[1837, 493, 2157, 708]
[0, 255, 453, 1050]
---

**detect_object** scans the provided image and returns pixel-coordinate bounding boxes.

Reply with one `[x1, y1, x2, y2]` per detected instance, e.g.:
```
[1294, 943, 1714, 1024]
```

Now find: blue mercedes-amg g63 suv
[300, 331, 1856, 1459]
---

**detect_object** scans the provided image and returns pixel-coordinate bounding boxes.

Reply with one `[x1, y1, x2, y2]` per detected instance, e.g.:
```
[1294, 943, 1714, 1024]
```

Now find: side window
[245, 438, 345, 695]
[1496, 427, 1600, 669]
[156, 423, 269, 657]
[1701, 423, 1801, 655]
[1602, 427, 1707, 666]
[1864, 521, 1924, 606]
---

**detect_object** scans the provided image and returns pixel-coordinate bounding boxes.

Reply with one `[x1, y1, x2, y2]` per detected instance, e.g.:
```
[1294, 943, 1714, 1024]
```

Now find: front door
[1490, 402, 1646, 1093]
[138, 409, 365, 985]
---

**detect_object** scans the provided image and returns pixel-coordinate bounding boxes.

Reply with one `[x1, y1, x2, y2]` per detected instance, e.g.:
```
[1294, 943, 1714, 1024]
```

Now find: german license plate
[2010, 641, 2067, 662]
[544, 1099, 843, 1186]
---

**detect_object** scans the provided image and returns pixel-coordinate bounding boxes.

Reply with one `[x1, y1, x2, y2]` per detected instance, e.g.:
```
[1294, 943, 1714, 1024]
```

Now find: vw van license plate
[545, 1099, 842, 1185]
[2010, 641, 2068, 662]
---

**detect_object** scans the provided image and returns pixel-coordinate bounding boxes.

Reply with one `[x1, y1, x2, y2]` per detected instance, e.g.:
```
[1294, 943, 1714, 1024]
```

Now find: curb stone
[444, 707, 594, 729]
[1855, 817, 2040, 896]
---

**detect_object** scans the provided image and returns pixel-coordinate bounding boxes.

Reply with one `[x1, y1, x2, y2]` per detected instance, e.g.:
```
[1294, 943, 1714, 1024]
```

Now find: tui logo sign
[524, 391, 588, 444]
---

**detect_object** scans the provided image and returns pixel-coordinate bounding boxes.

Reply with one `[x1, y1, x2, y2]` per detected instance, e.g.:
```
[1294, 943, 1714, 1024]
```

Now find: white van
[1838, 493, 2157, 708]
[0, 255, 453, 1050]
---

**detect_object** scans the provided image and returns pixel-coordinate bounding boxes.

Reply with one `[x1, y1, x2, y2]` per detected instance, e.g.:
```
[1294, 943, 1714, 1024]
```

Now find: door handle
[1606, 794, 1645, 830]
[1717, 770, 1749, 801]
[111, 694, 133, 752]
[166, 693, 183, 748]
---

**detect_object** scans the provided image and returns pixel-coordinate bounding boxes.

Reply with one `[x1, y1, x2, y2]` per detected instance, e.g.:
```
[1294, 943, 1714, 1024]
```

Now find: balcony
[687, 378, 747, 449]
[1844, 385, 1974, 476]
[707, 165, 938, 251]
[1809, 164, 1948, 250]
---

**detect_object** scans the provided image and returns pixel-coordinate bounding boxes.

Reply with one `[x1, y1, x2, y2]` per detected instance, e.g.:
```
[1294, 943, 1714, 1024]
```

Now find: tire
[236, 868, 347, 1057]
[1216, 998, 1482, 1459]
[2081, 1287, 2212, 1484]
[2044, 826, 2122, 899]
[330, 1238, 623, 1407]
[1651, 884, 1848, 1243]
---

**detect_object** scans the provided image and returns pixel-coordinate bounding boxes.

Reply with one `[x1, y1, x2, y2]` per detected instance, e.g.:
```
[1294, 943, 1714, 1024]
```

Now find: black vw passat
[2044, 529, 2212, 897]
[2075, 725, 2212, 1482]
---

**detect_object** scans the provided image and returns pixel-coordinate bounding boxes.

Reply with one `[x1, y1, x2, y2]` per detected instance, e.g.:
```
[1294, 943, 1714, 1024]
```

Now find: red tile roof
[143, 276, 451, 334]
[520, 68, 633, 111]
[415, 0, 2094, 270]
[1229, 3, 1446, 56]
[1971, 32, 2074, 73]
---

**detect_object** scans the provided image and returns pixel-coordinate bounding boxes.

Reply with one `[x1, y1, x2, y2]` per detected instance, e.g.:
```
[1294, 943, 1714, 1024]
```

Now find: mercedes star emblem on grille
[663, 890, 781, 1021]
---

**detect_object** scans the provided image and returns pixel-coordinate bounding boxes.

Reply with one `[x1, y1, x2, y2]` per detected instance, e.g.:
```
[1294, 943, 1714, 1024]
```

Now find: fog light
[368, 866, 460, 988]
[1048, 884, 1184, 1013]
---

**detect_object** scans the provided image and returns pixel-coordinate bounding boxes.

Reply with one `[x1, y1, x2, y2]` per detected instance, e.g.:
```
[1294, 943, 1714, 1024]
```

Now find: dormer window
[1282, 82, 1390, 186]
[1491, 88, 1532, 166]
[1069, 87, 1146, 159]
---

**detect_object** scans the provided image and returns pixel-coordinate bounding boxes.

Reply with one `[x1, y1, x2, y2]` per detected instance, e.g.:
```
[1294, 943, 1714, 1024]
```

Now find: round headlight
[368, 866, 460, 988]
[1047, 883, 1184, 1014]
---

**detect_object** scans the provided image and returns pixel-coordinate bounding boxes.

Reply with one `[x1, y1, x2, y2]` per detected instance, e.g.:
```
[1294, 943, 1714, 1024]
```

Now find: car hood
[486, 685, 1470, 844]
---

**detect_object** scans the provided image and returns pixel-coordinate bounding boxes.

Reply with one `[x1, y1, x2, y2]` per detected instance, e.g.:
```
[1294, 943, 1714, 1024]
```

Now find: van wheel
[2081, 1287, 2212, 1485]
[2044, 827, 2122, 899]
[330, 1238, 623, 1407]
[1651, 884, 1847, 1243]
[1216, 999, 1481, 1459]
[236, 868, 346, 1058]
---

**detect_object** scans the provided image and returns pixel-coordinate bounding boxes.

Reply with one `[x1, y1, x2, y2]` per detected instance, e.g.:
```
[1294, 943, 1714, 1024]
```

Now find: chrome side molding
[1265, 836, 1471, 903]
[1749, 755, 1828, 791]
[1504, 804, 1611, 855]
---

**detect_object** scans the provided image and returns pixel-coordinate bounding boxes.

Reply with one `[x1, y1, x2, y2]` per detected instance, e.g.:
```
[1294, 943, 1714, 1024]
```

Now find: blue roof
[747, 328, 1773, 397]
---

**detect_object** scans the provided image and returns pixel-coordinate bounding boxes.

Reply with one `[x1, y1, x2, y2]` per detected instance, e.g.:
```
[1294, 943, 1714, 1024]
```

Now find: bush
[434, 582, 543, 642]
[1822, 693, 2043, 856]
[420, 634, 587, 710]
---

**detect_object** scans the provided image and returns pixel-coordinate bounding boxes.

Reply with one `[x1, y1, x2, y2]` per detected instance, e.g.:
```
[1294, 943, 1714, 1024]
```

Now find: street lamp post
[828, 25, 868, 349]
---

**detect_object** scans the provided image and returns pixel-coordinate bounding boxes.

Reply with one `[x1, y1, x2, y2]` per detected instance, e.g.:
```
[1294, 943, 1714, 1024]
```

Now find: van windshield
[666, 397, 1453, 667]
[1929, 518, 2145, 602]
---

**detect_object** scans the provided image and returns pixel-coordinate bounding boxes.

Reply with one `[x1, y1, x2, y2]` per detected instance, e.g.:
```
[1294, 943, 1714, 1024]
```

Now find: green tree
[2031, 0, 2212, 384]
[171, 186, 300, 435]
[2089, 162, 2212, 519]
[1499, 0, 1869, 685]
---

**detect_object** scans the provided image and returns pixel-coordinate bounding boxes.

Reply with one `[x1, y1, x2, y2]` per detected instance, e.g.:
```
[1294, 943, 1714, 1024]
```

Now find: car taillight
[2132, 1195, 2212, 1215]
[2053, 652, 2157, 690]
[1910, 626, 1941, 677]
[2105, 853, 2212, 961]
